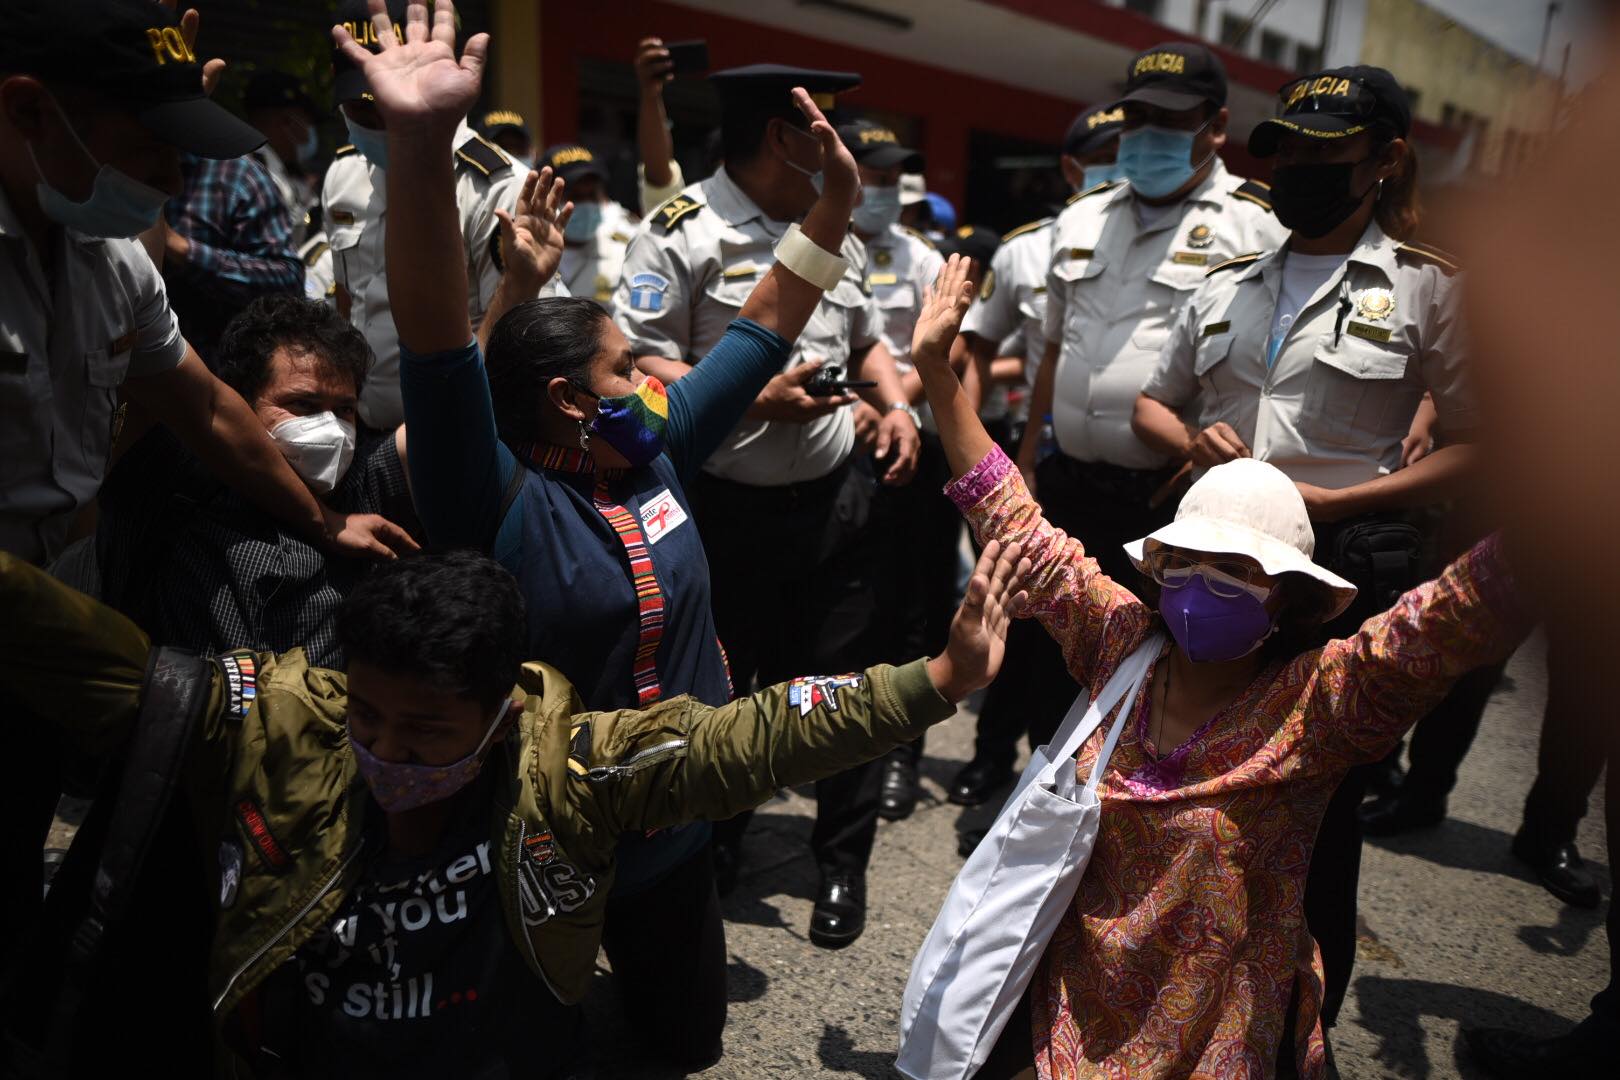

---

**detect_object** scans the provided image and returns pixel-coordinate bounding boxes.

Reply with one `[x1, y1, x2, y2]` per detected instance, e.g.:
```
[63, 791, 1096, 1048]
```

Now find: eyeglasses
[1144, 549, 1276, 601]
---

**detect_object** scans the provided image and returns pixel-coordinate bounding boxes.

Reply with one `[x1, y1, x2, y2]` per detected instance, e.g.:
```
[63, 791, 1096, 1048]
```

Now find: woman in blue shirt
[386, 80, 866, 1070]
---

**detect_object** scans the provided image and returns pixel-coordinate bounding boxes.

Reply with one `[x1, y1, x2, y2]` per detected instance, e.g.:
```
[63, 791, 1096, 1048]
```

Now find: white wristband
[775, 223, 849, 292]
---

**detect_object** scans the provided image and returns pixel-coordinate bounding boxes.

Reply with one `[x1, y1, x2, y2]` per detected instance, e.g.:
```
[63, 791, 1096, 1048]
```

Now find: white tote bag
[896, 634, 1161, 1080]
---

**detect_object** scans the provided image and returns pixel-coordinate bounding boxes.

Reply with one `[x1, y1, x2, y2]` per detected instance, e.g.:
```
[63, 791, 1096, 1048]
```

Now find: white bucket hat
[1123, 458, 1358, 621]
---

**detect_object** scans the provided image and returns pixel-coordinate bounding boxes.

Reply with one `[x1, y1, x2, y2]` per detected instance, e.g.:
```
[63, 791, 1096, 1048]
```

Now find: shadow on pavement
[1516, 902, 1607, 957]
[1363, 816, 1612, 884]
[817, 1022, 901, 1077]
[1352, 974, 1584, 1079]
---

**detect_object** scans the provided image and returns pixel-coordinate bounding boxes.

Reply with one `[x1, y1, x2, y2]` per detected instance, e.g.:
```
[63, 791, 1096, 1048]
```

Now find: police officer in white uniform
[323, 0, 557, 430]
[541, 143, 636, 311]
[616, 64, 921, 948]
[243, 72, 334, 303]
[1133, 68, 1474, 1043]
[0, 0, 416, 948]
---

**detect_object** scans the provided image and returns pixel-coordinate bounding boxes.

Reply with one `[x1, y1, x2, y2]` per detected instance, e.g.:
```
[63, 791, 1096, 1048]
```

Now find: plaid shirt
[165, 152, 301, 299]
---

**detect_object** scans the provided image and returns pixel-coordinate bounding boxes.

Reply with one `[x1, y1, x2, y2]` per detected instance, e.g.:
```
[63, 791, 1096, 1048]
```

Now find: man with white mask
[95, 294, 421, 670]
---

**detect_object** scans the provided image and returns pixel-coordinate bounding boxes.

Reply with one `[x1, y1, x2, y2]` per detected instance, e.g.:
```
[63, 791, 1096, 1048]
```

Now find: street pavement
[585, 633, 1611, 1078]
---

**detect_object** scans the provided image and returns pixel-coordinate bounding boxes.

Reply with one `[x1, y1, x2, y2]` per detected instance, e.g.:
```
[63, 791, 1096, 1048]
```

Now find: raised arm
[910, 256, 1152, 686]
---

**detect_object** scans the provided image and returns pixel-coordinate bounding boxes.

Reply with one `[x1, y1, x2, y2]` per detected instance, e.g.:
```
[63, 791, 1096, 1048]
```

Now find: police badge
[1356, 288, 1395, 321]
[1186, 223, 1214, 249]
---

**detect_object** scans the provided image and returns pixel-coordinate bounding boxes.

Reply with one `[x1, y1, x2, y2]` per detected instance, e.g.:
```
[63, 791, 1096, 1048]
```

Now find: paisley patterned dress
[946, 446, 1529, 1079]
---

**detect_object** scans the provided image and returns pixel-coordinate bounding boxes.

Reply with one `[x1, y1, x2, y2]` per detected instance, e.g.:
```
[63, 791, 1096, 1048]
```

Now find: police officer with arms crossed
[1133, 66, 1474, 1049]
[945, 104, 1124, 805]
[541, 142, 635, 311]
[323, 0, 559, 431]
[837, 118, 951, 820]
[616, 64, 921, 947]
[0, 0, 415, 951]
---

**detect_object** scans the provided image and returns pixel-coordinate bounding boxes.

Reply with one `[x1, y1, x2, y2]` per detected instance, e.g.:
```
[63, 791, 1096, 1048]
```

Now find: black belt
[694, 460, 852, 509]
[1044, 454, 1180, 505]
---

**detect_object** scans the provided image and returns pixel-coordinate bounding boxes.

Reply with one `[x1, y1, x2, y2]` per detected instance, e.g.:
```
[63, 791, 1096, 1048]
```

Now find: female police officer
[1131, 65, 1475, 1054]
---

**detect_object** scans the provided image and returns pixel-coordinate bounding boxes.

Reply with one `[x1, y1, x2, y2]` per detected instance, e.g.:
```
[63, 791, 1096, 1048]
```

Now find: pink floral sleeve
[947, 446, 1153, 689]
[1301, 533, 1534, 769]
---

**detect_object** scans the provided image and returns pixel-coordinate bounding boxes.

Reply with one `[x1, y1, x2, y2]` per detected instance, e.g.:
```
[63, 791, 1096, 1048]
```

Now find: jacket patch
[236, 798, 290, 872]
[218, 653, 257, 722]
[787, 674, 865, 717]
[628, 272, 669, 312]
[515, 823, 596, 928]
[567, 721, 591, 777]
[524, 829, 557, 867]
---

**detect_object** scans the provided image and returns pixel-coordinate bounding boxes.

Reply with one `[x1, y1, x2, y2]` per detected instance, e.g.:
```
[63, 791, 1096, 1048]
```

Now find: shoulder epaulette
[302, 240, 330, 267]
[650, 193, 704, 235]
[1230, 178, 1273, 212]
[1206, 251, 1264, 276]
[454, 133, 513, 178]
[332, 144, 357, 158]
[1066, 180, 1122, 206]
[1001, 216, 1053, 243]
[1396, 241, 1461, 275]
[902, 225, 937, 250]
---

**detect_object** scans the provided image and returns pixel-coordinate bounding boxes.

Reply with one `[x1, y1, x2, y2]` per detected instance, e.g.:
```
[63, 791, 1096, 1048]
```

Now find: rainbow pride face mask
[579, 376, 669, 466]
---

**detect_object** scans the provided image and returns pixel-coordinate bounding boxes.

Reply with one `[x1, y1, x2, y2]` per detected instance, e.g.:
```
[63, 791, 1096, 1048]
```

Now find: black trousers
[970, 454, 1178, 771]
[600, 844, 729, 1069]
[876, 433, 962, 768]
[690, 463, 887, 877]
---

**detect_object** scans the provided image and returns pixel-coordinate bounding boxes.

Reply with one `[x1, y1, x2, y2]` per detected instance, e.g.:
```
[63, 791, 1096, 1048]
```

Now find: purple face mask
[1159, 574, 1277, 663]
[349, 700, 512, 813]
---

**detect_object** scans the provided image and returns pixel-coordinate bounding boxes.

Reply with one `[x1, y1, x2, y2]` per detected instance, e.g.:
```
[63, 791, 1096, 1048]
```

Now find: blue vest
[514, 451, 727, 891]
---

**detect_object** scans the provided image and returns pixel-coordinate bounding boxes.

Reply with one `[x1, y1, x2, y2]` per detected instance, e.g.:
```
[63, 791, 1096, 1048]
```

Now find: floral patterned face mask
[348, 700, 512, 812]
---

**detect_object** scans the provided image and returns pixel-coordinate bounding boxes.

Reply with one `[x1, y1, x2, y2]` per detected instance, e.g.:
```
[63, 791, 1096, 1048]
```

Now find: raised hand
[494, 166, 574, 291]
[791, 86, 860, 211]
[911, 255, 976, 368]
[926, 540, 1031, 702]
[157, 2, 226, 95]
[332, 0, 487, 131]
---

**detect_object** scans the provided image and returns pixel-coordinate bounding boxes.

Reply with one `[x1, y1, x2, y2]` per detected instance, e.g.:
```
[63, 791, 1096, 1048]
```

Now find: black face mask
[1268, 161, 1376, 238]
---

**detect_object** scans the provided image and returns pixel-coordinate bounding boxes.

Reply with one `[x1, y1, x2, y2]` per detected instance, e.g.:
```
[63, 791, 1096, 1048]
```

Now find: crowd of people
[0, 1, 1614, 1078]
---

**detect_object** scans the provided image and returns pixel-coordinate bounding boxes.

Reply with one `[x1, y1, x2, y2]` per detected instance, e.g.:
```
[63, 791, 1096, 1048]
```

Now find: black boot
[1358, 791, 1447, 837]
[809, 872, 866, 948]
[879, 756, 919, 821]
[1510, 829, 1602, 908]
[949, 757, 1014, 806]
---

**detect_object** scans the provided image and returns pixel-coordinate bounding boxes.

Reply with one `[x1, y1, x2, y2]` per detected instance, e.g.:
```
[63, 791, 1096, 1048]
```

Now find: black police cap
[1063, 105, 1125, 158]
[1, 0, 264, 159]
[244, 72, 324, 122]
[481, 110, 532, 141]
[938, 224, 1000, 270]
[1249, 66, 1412, 157]
[540, 144, 606, 186]
[1112, 42, 1228, 112]
[708, 64, 861, 116]
[836, 119, 923, 172]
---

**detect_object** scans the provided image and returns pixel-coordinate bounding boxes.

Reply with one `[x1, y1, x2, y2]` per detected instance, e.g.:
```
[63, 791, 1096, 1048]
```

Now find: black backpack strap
[43, 648, 213, 1064]
[498, 459, 527, 522]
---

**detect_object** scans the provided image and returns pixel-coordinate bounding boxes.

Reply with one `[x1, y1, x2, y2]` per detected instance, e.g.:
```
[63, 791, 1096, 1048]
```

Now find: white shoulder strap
[1037, 634, 1163, 789]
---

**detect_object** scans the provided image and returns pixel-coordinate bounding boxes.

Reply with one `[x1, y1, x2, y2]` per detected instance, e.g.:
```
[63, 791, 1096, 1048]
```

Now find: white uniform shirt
[558, 199, 635, 312]
[1144, 223, 1474, 488]
[254, 146, 315, 248]
[323, 121, 527, 429]
[0, 187, 186, 564]
[1043, 161, 1288, 470]
[962, 217, 1054, 424]
[615, 167, 884, 487]
[863, 223, 943, 365]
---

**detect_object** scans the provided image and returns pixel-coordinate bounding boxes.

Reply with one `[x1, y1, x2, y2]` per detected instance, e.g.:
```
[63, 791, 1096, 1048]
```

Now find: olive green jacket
[0, 553, 954, 1026]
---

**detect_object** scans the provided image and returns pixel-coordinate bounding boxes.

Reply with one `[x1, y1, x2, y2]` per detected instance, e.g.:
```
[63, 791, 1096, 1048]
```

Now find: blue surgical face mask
[27, 95, 169, 239]
[1079, 162, 1124, 191]
[1117, 120, 1214, 200]
[851, 184, 901, 235]
[344, 114, 388, 171]
[565, 200, 603, 243]
[295, 123, 320, 166]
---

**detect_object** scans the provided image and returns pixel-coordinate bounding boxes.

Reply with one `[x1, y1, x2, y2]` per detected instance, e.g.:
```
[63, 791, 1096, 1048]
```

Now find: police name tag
[640, 489, 688, 544]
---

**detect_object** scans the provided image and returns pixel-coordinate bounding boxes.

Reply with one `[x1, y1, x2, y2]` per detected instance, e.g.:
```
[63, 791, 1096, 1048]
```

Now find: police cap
[244, 72, 324, 122]
[1112, 42, 1228, 112]
[708, 64, 861, 116]
[938, 224, 1000, 270]
[540, 144, 607, 187]
[481, 109, 532, 143]
[1249, 66, 1412, 157]
[1063, 105, 1125, 158]
[836, 119, 923, 172]
[1, 0, 264, 158]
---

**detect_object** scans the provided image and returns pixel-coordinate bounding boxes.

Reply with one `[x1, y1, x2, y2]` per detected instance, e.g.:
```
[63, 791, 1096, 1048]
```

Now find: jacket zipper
[212, 842, 364, 1013]
[512, 828, 565, 1002]
[584, 738, 688, 780]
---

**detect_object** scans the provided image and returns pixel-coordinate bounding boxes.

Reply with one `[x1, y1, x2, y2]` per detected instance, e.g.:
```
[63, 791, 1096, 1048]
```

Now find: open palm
[332, 0, 487, 127]
[496, 167, 574, 288]
[911, 254, 975, 367]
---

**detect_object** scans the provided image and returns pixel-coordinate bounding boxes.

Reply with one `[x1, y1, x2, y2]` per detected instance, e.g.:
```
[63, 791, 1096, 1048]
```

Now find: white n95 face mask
[270, 412, 356, 495]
